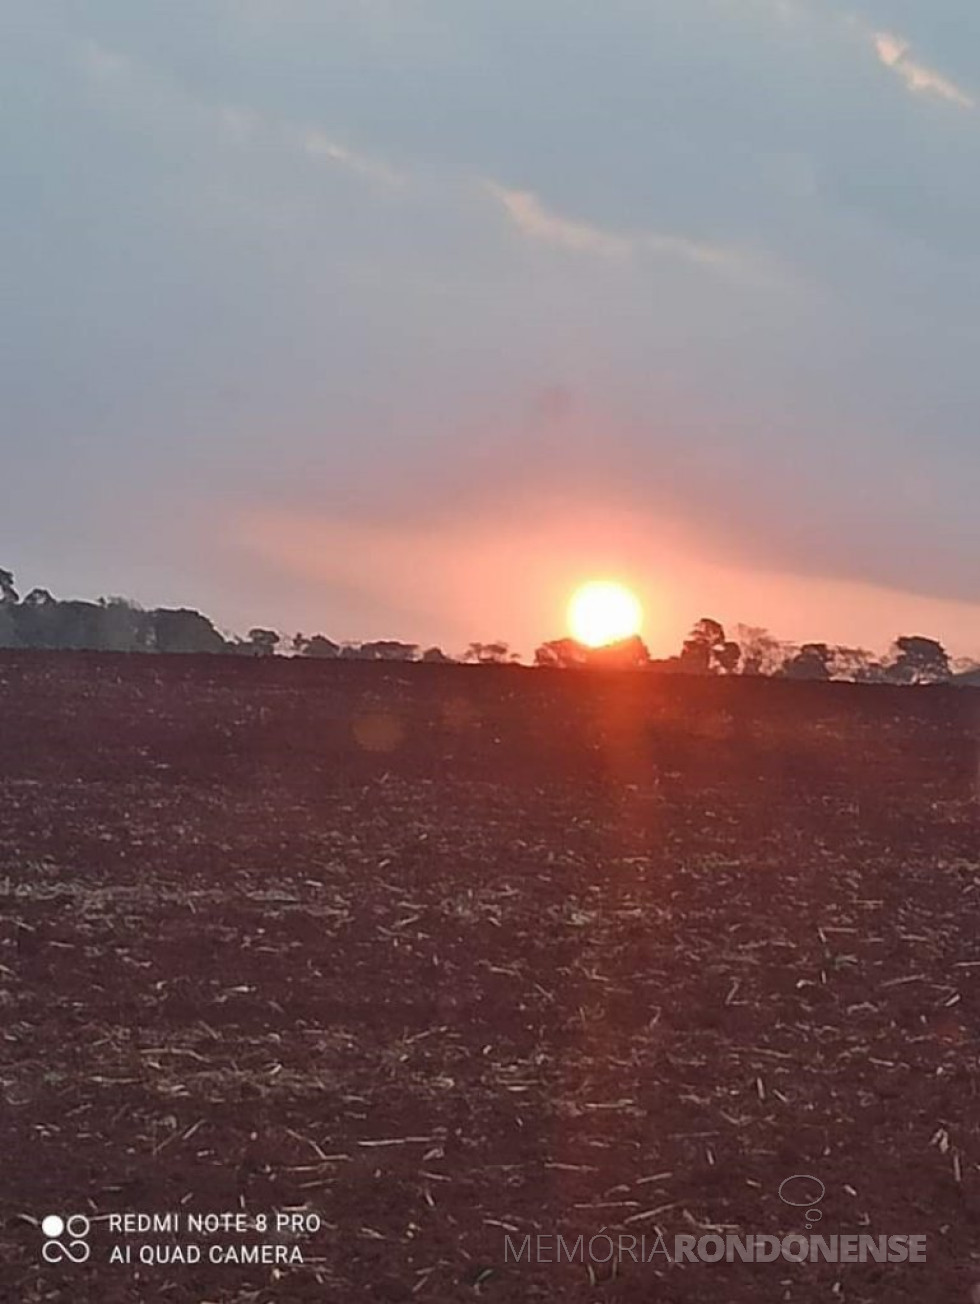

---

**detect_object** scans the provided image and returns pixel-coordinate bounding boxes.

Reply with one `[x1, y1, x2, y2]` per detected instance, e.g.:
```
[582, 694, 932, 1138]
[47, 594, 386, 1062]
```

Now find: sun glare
[567, 580, 643, 648]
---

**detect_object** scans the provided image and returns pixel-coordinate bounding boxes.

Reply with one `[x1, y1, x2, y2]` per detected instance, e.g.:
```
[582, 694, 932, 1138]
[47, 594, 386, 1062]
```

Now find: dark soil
[1, 651, 980, 1302]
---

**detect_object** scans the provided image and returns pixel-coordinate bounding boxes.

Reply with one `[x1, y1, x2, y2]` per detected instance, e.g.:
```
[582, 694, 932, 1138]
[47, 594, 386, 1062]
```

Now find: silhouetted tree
[295, 633, 340, 659]
[6, 587, 54, 648]
[465, 641, 512, 665]
[680, 618, 741, 674]
[338, 640, 419, 661]
[422, 646, 453, 663]
[886, 635, 951, 685]
[534, 638, 589, 669]
[364, 640, 419, 661]
[97, 597, 153, 652]
[716, 641, 741, 674]
[0, 568, 19, 605]
[588, 634, 651, 669]
[243, 628, 280, 657]
[534, 635, 649, 670]
[17, 599, 105, 649]
[0, 604, 15, 647]
[733, 625, 787, 676]
[953, 658, 980, 687]
[782, 642, 833, 681]
[829, 646, 886, 683]
[152, 608, 228, 654]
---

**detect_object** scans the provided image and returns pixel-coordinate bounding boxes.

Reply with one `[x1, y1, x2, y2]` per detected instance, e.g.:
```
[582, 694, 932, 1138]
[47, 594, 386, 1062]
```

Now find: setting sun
[567, 580, 643, 648]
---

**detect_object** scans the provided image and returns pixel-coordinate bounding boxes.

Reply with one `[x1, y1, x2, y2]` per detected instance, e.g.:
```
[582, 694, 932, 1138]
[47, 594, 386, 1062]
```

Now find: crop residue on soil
[1, 652, 980, 1302]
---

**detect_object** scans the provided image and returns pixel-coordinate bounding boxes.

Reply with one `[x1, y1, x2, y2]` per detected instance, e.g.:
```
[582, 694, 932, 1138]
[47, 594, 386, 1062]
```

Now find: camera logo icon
[41, 1214, 91, 1264]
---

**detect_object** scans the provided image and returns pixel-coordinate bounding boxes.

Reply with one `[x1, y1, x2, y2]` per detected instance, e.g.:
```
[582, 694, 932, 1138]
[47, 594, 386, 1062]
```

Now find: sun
[567, 580, 643, 648]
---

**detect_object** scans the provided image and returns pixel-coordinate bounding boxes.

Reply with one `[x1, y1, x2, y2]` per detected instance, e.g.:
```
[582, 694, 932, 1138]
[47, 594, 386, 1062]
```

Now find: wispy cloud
[219, 107, 405, 185]
[482, 180, 741, 272]
[298, 129, 404, 186]
[216, 105, 403, 185]
[482, 181, 632, 258]
[872, 31, 974, 108]
[79, 41, 404, 191]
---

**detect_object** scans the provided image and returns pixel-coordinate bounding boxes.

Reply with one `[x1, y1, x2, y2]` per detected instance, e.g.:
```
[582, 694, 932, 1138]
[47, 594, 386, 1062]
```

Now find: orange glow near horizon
[227, 497, 980, 662]
[567, 580, 644, 648]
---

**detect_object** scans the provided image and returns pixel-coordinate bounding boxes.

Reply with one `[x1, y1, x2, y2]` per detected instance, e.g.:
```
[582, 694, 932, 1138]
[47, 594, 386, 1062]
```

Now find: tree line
[1, 567, 977, 684]
[0, 566, 462, 662]
[535, 617, 980, 685]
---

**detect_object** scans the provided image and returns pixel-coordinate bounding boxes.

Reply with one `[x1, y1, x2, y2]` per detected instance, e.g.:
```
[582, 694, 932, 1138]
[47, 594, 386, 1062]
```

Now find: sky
[3, 0, 980, 659]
